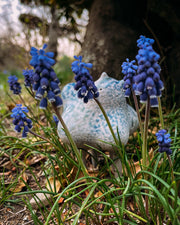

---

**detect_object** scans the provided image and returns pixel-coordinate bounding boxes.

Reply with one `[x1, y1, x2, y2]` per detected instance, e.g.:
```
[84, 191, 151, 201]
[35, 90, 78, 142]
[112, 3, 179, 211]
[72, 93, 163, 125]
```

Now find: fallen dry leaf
[58, 197, 64, 204]
[124, 148, 154, 178]
[84, 190, 89, 197]
[87, 168, 99, 177]
[1, 160, 13, 170]
[7, 103, 15, 111]
[26, 155, 46, 166]
[129, 201, 135, 212]
[10, 172, 28, 193]
[94, 190, 104, 198]
[46, 177, 61, 193]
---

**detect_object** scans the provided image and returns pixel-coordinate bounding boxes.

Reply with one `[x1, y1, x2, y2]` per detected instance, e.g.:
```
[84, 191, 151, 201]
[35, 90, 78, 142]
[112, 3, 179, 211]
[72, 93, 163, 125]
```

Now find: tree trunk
[81, 0, 180, 106]
[81, 0, 146, 81]
[47, 5, 59, 59]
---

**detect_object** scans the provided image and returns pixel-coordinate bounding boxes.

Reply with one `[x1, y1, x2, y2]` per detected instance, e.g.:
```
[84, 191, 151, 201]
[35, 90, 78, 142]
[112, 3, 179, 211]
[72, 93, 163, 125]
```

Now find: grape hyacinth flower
[11, 104, 32, 138]
[30, 43, 55, 68]
[53, 115, 59, 126]
[71, 56, 99, 103]
[29, 44, 62, 109]
[134, 35, 164, 107]
[156, 129, 172, 155]
[121, 58, 138, 97]
[22, 69, 34, 87]
[3, 70, 8, 74]
[8, 75, 22, 94]
[121, 58, 143, 134]
[137, 35, 154, 48]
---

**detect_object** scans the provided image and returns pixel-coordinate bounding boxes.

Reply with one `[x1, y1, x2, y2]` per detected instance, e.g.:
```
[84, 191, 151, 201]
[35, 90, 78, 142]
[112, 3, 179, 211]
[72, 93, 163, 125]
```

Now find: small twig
[143, 19, 169, 89]
[0, 171, 11, 176]
[0, 208, 6, 212]
[29, 128, 64, 152]
[143, 19, 164, 58]
[158, 97, 164, 129]
[29, 130, 49, 143]
[24, 220, 34, 225]
[0, 152, 9, 158]
[5, 207, 27, 222]
[6, 92, 17, 105]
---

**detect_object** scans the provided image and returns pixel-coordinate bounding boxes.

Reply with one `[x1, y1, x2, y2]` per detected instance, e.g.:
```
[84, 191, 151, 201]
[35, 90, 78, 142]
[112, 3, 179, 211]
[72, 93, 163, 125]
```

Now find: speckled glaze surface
[57, 72, 139, 151]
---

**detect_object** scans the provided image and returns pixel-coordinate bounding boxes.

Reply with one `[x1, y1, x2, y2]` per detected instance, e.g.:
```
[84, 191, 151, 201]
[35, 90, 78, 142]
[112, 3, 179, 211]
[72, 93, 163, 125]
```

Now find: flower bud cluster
[8, 75, 22, 95]
[30, 43, 55, 69]
[71, 56, 99, 103]
[29, 44, 62, 109]
[11, 104, 32, 138]
[134, 36, 164, 107]
[121, 58, 138, 97]
[22, 69, 34, 87]
[137, 35, 155, 48]
[156, 129, 172, 155]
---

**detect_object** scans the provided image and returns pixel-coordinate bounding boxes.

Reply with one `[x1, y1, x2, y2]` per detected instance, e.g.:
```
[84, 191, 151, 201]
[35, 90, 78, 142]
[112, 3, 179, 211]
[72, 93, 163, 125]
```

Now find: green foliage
[0, 71, 9, 93]
[0, 70, 23, 92]
[54, 55, 74, 85]
[0, 100, 179, 224]
[0, 48, 179, 224]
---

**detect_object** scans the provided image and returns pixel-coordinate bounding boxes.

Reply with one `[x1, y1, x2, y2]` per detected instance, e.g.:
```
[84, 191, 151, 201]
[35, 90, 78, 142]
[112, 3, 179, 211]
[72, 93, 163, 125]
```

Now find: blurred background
[0, 0, 180, 107]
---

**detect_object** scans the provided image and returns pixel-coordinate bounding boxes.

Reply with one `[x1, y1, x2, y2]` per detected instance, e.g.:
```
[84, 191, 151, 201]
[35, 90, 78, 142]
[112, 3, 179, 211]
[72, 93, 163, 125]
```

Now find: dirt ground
[0, 149, 106, 225]
[0, 152, 46, 225]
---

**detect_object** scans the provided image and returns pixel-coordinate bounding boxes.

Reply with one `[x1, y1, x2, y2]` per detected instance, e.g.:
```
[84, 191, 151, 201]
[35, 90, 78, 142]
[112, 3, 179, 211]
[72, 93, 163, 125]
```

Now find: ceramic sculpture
[58, 72, 139, 173]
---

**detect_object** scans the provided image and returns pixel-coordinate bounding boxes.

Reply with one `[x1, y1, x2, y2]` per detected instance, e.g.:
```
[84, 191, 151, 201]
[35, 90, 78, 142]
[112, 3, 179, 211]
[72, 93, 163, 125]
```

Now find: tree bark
[81, 0, 180, 105]
[47, 5, 59, 59]
[81, 0, 147, 81]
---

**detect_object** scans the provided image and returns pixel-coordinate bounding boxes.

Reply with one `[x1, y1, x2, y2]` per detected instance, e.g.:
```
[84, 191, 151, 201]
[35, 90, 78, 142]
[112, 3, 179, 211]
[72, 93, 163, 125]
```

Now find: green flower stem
[139, 104, 145, 113]
[142, 97, 150, 169]
[158, 97, 164, 129]
[6, 91, 17, 105]
[132, 90, 143, 135]
[167, 155, 175, 181]
[142, 97, 150, 215]
[25, 86, 35, 98]
[18, 94, 36, 118]
[158, 97, 174, 181]
[94, 99, 118, 145]
[94, 98, 123, 160]
[52, 103, 88, 177]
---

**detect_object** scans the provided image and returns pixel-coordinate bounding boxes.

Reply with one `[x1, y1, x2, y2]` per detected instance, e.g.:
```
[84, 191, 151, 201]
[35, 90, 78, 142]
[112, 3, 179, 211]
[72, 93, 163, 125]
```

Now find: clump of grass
[0, 37, 179, 225]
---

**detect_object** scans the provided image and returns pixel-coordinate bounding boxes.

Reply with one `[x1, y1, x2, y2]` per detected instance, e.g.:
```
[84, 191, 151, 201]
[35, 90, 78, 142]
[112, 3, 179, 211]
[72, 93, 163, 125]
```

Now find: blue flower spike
[29, 44, 63, 109]
[134, 35, 164, 107]
[71, 56, 99, 103]
[11, 104, 32, 138]
[22, 69, 34, 87]
[8, 75, 22, 95]
[30, 44, 55, 68]
[137, 35, 154, 48]
[156, 129, 172, 155]
[121, 58, 138, 97]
